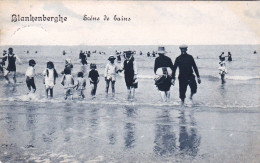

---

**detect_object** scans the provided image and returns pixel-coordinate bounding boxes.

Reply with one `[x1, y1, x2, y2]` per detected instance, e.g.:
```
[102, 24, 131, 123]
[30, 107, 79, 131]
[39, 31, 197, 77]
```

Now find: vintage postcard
[0, 1, 259, 162]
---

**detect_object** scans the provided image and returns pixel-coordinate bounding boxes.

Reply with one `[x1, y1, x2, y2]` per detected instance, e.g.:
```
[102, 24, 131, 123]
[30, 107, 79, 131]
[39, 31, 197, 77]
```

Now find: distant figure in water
[87, 51, 91, 57]
[25, 59, 36, 93]
[35, 51, 37, 54]
[147, 52, 150, 57]
[104, 55, 118, 97]
[61, 68, 75, 100]
[152, 51, 156, 57]
[75, 72, 86, 99]
[219, 52, 225, 62]
[118, 51, 138, 99]
[3, 48, 22, 84]
[63, 50, 66, 56]
[27, 50, 29, 54]
[79, 50, 87, 65]
[154, 46, 175, 102]
[172, 45, 201, 104]
[140, 51, 143, 56]
[253, 50, 257, 54]
[227, 52, 232, 61]
[218, 61, 227, 84]
[43, 61, 58, 98]
[88, 63, 99, 97]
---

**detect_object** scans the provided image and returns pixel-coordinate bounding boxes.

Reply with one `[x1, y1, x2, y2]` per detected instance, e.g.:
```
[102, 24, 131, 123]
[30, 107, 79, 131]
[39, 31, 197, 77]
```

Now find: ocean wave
[225, 76, 260, 80]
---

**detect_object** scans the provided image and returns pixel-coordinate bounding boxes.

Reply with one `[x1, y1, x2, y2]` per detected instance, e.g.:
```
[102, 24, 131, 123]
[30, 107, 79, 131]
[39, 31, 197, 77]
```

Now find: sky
[0, 1, 259, 45]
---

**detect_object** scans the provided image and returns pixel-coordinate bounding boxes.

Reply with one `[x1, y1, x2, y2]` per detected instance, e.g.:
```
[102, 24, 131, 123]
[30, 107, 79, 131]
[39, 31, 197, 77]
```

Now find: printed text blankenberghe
[11, 14, 67, 23]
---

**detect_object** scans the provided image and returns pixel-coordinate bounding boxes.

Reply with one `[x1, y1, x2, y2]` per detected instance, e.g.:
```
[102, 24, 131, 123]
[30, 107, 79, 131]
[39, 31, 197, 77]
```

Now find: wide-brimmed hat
[179, 45, 188, 49]
[123, 51, 134, 57]
[124, 51, 133, 55]
[108, 55, 116, 60]
[157, 46, 166, 54]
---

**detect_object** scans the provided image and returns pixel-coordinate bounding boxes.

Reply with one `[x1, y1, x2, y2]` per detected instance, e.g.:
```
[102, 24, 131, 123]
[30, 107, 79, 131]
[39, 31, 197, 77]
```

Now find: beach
[0, 45, 259, 162]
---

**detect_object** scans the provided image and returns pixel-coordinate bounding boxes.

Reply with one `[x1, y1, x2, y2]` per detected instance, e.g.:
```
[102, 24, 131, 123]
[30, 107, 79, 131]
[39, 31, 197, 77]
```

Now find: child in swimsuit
[218, 61, 227, 83]
[75, 72, 86, 99]
[61, 68, 75, 100]
[88, 63, 99, 97]
[25, 59, 36, 93]
[43, 61, 58, 98]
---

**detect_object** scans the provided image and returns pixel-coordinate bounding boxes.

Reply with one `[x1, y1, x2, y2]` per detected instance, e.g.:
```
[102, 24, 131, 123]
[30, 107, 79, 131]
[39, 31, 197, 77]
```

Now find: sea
[0, 45, 259, 108]
[0, 45, 259, 162]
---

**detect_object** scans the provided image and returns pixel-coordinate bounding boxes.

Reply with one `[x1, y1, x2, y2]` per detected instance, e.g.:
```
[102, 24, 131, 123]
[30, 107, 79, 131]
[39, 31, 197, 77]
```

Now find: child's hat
[108, 55, 116, 60]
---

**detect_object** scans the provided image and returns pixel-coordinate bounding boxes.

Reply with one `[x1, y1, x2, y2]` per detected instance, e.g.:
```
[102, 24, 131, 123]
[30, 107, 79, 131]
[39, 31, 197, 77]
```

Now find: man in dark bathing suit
[172, 45, 201, 104]
[3, 48, 22, 83]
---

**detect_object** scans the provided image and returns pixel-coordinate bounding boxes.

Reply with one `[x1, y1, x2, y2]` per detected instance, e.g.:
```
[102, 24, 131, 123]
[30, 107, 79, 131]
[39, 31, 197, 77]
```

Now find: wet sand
[0, 102, 259, 162]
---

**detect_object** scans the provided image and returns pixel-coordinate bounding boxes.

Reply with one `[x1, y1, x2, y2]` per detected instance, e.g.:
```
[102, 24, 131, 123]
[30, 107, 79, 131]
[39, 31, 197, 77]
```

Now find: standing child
[75, 72, 86, 99]
[43, 61, 58, 98]
[218, 61, 227, 83]
[61, 68, 75, 100]
[88, 63, 99, 97]
[25, 59, 36, 93]
[104, 55, 118, 97]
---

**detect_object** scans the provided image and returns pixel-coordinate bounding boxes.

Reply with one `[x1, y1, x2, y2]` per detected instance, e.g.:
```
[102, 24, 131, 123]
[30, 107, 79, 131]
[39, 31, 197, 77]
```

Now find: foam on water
[226, 75, 260, 80]
[1, 95, 259, 109]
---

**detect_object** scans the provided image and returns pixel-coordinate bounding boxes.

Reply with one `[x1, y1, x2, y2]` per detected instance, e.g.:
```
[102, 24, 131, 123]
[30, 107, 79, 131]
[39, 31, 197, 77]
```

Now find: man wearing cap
[172, 45, 201, 104]
[154, 46, 175, 102]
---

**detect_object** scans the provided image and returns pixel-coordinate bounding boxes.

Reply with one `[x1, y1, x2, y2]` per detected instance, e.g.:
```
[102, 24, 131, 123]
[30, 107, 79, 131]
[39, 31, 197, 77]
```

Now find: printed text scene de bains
[83, 15, 131, 21]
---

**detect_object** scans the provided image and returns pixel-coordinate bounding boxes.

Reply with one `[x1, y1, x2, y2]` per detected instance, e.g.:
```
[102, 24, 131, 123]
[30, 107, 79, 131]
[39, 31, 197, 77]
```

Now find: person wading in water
[172, 45, 201, 104]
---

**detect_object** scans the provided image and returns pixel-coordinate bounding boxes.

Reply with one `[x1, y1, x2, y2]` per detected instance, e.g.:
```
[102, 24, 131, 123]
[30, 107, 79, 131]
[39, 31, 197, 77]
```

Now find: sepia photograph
[0, 1, 259, 162]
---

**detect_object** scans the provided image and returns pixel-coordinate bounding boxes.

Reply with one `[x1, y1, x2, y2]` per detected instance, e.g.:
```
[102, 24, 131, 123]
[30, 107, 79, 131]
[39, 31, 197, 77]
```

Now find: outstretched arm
[192, 57, 201, 84]
[154, 58, 158, 74]
[15, 54, 22, 63]
[172, 58, 178, 79]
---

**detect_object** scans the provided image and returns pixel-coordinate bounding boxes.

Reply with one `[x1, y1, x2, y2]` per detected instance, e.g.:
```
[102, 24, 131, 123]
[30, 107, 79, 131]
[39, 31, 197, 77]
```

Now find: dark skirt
[155, 75, 172, 91]
[125, 75, 135, 88]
